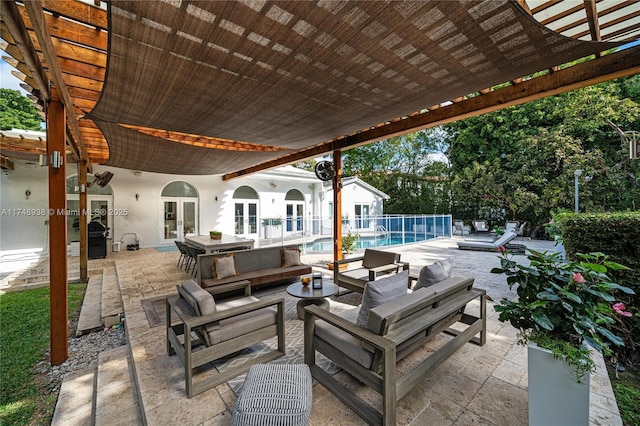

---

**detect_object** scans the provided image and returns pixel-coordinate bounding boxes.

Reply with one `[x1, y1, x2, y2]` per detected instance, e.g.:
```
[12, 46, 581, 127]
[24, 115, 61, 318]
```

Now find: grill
[88, 221, 109, 259]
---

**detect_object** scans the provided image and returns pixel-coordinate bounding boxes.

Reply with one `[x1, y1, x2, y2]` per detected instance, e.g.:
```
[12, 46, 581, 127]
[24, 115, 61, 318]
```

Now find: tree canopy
[0, 88, 43, 131]
[322, 75, 640, 238]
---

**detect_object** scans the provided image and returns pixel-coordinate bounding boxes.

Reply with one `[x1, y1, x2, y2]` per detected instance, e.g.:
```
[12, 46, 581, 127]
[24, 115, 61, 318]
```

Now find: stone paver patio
[0, 236, 622, 425]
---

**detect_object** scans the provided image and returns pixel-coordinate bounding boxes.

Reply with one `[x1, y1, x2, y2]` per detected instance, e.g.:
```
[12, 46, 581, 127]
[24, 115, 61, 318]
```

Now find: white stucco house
[0, 130, 389, 258]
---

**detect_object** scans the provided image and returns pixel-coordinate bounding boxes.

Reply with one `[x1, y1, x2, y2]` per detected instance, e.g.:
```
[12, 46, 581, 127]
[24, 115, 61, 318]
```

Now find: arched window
[284, 189, 304, 201]
[233, 186, 259, 199]
[161, 181, 198, 197]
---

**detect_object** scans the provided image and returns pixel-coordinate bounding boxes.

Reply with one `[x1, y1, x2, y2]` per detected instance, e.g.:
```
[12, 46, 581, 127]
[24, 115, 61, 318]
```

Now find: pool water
[302, 233, 434, 253]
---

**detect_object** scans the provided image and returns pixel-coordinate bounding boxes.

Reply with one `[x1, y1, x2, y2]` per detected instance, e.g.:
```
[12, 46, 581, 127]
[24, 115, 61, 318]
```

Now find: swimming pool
[302, 232, 436, 253]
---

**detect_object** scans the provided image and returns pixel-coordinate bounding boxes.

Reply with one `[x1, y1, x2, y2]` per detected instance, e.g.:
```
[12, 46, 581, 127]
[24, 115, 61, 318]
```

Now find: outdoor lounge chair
[472, 220, 490, 235]
[453, 220, 472, 236]
[456, 230, 521, 252]
[166, 280, 285, 398]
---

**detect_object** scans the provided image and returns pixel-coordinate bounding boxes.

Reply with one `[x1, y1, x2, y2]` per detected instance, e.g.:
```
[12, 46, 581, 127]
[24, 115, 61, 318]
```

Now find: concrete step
[76, 273, 104, 336]
[101, 265, 123, 326]
[51, 365, 96, 426]
[52, 345, 142, 426]
[95, 346, 142, 426]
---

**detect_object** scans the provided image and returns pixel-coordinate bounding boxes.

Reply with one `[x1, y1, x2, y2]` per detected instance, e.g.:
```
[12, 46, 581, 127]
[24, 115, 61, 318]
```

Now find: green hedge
[561, 212, 640, 284]
[559, 211, 640, 364]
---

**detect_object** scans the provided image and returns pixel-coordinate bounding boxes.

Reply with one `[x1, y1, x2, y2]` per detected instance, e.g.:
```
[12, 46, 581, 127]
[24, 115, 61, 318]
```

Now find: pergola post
[47, 90, 68, 365]
[78, 159, 88, 282]
[332, 150, 342, 263]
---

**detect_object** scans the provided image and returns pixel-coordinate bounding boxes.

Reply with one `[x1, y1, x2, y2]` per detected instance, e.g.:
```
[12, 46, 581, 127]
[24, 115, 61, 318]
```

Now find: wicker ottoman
[232, 364, 313, 426]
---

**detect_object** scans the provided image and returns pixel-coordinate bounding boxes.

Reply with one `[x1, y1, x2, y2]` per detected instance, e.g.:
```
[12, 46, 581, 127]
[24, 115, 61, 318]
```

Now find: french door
[234, 201, 258, 239]
[162, 198, 197, 243]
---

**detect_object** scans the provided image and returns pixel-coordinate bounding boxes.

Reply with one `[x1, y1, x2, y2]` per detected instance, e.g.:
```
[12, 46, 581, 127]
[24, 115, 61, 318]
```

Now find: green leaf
[597, 327, 624, 347]
[580, 262, 607, 273]
[584, 336, 602, 352]
[602, 261, 631, 271]
[537, 291, 559, 301]
[559, 291, 582, 304]
[605, 283, 635, 295]
[561, 301, 574, 312]
[532, 312, 554, 331]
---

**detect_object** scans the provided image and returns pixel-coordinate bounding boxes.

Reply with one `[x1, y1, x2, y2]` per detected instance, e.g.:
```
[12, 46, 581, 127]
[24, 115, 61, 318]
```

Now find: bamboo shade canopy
[86, 0, 625, 175]
[2, 0, 638, 176]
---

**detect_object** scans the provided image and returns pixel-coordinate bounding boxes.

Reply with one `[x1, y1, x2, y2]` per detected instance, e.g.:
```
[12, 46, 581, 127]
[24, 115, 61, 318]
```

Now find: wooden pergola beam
[223, 45, 640, 180]
[24, 0, 90, 165]
[583, 0, 602, 42]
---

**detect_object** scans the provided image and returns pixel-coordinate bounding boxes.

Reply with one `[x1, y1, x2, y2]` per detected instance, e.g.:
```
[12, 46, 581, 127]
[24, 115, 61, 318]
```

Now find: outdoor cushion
[213, 254, 237, 279]
[315, 308, 375, 369]
[206, 296, 278, 344]
[356, 270, 409, 328]
[177, 279, 216, 316]
[414, 258, 453, 290]
[281, 247, 302, 267]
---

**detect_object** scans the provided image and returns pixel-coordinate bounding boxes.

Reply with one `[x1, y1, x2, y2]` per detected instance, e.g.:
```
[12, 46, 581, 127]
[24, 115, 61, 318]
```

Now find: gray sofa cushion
[414, 258, 453, 290]
[356, 270, 409, 328]
[315, 307, 375, 369]
[205, 296, 278, 344]
[178, 279, 216, 315]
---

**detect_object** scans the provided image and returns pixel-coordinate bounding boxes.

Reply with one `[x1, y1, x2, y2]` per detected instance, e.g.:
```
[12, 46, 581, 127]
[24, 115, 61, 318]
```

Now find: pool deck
[0, 236, 622, 425]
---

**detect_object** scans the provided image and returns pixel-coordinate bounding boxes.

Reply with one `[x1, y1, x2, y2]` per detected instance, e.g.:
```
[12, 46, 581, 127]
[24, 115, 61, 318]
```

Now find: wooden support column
[78, 159, 88, 282]
[47, 90, 68, 365]
[333, 150, 342, 263]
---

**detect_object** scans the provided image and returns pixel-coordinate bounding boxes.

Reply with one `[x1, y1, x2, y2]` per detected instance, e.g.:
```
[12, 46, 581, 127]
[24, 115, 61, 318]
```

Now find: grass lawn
[609, 365, 640, 426]
[0, 284, 86, 426]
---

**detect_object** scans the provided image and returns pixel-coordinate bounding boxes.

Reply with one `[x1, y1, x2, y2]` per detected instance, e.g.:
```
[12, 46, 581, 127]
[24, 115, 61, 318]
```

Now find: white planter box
[528, 342, 590, 426]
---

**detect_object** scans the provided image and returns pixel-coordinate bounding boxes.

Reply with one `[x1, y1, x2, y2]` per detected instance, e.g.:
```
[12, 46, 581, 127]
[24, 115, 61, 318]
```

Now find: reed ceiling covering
[2, 0, 639, 176]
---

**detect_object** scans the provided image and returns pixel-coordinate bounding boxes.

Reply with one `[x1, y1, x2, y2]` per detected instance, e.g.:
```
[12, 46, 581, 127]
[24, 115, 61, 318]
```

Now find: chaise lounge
[456, 230, 522, 252]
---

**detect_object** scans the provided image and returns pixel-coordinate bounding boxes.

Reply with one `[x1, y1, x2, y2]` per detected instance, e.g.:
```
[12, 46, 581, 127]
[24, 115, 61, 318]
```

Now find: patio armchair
[166, 279, 285, 398]
[453, 220, 471, 236]
[471, 220, 490, 235]
[505, 220, 519, 233]
[333, 248, 409, 293]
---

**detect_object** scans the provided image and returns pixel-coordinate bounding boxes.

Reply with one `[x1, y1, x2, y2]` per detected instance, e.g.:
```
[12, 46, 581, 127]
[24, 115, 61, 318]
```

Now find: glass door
[162, 198, 198, 243]
[235, 201, 258, 239]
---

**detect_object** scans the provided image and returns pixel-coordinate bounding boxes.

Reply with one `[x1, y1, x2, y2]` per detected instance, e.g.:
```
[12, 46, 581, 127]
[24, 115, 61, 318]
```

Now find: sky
[0, 52, 27, 94]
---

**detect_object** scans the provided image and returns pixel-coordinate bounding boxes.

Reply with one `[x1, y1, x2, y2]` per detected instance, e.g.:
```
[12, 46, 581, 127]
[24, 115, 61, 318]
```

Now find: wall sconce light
[135, 193, 140, 201]
[38, 154, 48, 167]
[134, 170, 142, 177]
[50, 151, 63, 168]
[25, 189, 31, 199]
[269, 182, 277, 189]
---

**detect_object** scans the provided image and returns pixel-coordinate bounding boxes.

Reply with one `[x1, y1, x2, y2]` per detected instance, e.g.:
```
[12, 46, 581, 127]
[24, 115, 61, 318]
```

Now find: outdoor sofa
[303, 272, 486, 425]
[197, 245, 311, 290]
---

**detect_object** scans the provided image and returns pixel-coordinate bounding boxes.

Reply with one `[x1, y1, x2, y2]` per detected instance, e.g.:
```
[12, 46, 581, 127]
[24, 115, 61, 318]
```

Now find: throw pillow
[414, 258, 453, 290]
[356, 270, 409, 328]
[212, 254, 237, 279]
[281, 247, 302, 267]
[178, 279, 216, 316]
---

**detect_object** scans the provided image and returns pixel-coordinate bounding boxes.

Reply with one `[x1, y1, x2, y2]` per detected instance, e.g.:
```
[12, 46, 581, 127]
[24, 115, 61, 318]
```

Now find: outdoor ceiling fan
[87, 171, 114, 188]
[314, 161, 334, 182]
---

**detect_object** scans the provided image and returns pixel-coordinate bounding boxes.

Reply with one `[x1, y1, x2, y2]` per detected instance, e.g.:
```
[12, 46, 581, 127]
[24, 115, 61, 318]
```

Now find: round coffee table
[286, 281, 338, 319]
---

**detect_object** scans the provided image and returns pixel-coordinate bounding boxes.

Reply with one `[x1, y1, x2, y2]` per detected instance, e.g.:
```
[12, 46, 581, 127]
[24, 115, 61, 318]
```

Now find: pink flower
[573, 273, 586, 284]
[613, 303, 633, 317]
[497, 246, 506, 253]
[549, 219, 554, 224]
